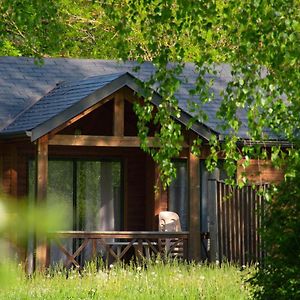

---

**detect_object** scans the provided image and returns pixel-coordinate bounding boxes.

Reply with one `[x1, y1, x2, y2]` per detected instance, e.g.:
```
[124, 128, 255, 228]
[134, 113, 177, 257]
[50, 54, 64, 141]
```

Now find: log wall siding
[59, 100, 114, 136]
[125, 150, 147, 230]
[1, 140, 34, 197]
[1, 143, 17, 196]
[1, 139, 151, 231]
[17, 151, 28, 198]
[1, 149, 11, 194]
[145, 156, 155, 230]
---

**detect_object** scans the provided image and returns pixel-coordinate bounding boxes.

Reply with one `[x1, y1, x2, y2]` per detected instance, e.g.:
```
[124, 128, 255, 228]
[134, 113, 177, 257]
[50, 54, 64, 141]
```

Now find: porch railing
[47, 231, 190, 268]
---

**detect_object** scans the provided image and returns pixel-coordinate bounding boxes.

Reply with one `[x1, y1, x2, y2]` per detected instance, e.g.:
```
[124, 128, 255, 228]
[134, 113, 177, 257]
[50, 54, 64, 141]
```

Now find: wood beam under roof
[48, 135, 189, 148]
[113, 93, 124, 136]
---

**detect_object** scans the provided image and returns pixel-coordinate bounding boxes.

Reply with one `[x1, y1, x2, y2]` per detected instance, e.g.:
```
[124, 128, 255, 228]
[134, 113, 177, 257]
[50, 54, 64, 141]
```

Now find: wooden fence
[208, 180, 268, 265]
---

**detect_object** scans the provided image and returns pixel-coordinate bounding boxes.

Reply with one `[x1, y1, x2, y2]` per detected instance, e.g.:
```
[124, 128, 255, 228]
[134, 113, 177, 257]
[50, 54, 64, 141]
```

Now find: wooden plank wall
[1, 139, 151, 232]
[125, 150, 147, 230]
[237, 159, 284, 185]
[1, 144, 16, 196]
[214, 181, 268, 265]
[0, 147, 2, 191]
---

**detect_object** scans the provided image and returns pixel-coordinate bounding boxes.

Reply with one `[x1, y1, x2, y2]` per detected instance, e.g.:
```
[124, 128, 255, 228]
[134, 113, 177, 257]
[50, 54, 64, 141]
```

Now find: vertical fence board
[219, 181, 223, 261]
[252, 188, 257, 262]
[222, 184, 227, 260]
[213, 181, 267, 265]
[217, 182, 223, 262]
[233, 187, 238, 261]
[236, 188, 241, 264]
[207, 179, 219, 263]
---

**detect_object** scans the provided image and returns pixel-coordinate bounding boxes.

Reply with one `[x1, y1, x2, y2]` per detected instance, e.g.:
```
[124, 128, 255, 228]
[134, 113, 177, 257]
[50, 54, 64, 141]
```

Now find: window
[28, 159, 122, 264]
[168, 160, 188, 231]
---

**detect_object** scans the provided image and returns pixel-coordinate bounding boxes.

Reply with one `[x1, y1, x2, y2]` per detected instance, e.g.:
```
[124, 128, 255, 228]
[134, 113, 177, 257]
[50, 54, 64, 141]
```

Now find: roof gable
[1, 57, 281, 141]
[2, 72, 130, 140]
[1, 70, 213, 141]
[0, 57, 154, 131]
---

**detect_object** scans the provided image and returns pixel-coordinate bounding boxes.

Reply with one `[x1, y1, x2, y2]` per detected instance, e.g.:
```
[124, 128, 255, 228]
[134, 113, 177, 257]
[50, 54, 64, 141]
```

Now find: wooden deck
[48, 231, 190, 268]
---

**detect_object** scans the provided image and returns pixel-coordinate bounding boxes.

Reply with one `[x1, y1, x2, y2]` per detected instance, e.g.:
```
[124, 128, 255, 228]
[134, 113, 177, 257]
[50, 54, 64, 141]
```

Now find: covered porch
[0, 61, 277, 271]
[30, 78, 205, 270]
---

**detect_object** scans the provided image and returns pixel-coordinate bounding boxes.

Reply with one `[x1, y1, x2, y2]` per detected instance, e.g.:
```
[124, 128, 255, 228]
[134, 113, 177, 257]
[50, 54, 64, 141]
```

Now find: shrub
[249, 163, 300, 299]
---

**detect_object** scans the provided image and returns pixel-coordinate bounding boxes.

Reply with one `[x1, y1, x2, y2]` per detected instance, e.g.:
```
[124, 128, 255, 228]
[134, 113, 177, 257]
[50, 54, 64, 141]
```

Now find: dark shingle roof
[3, 73, 127, 135]
[0, 56, 247, 139]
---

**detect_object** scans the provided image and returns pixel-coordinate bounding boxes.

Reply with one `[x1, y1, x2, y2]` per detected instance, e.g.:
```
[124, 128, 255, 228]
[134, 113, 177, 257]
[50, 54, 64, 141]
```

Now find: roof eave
[125, 79, 215, 142]
[0, 131, 30, 140]
[31, 72, 134, 142]
[238, 139, 291, 147]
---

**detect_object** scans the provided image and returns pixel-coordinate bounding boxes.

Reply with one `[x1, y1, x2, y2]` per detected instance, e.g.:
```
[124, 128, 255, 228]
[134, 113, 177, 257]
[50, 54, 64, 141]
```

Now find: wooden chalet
[0, 57, 284, 270]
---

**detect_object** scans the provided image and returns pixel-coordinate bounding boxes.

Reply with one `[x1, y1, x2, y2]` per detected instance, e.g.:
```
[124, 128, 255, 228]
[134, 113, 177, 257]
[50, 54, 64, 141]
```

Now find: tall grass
[0, 260, 252, 299]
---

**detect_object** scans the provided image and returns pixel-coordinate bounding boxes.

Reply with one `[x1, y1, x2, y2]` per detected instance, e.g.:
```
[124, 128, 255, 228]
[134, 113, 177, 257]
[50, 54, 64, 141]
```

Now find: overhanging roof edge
[31, 73, 132, 141]
[124, 79, 215, 142]
[30, 72, 217, 142]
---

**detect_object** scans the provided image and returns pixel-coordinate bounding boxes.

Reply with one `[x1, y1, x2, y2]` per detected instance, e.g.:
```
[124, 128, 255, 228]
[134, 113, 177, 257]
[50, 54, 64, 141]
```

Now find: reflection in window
[169, 161, 188, 231]
[28, 159, 121, 266]
[76, 161, 121, 231]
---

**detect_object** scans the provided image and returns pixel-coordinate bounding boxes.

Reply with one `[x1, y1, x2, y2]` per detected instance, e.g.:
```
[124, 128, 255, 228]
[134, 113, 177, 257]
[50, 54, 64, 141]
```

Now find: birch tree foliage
[103, 4, 300, 296]
[103, 0, 300, 186]
[103, 4, 300, 297]
[1, 0, 299, 185]
[0, 0, 119, 58]
[1, 1, 300, 296]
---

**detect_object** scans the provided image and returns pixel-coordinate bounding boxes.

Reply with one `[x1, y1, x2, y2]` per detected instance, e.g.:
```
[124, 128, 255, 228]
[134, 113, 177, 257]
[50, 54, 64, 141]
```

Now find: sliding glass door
[76, 161, 121, 232]
[28, 159, 122, 265]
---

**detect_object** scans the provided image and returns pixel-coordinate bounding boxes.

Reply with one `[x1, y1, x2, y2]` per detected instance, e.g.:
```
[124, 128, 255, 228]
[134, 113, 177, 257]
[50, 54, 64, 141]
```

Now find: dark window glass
[169, 161, 188, 231]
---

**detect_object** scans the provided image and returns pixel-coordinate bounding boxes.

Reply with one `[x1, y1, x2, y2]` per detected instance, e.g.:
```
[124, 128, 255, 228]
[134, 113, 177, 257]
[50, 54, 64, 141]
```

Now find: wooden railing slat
[47, 231, 194, 268]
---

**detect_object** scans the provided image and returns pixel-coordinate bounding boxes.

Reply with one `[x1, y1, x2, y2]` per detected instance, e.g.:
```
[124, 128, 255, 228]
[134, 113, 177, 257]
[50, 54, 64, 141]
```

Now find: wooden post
[207, 178, 219, 263]
[188, 151, 201, 261]
[35, 135, 49, 271]
[113, 93, 124, 136]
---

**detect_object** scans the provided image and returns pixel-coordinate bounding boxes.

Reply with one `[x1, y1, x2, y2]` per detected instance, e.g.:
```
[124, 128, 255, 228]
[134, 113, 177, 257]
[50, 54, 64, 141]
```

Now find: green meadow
[0, 260, 252, 300]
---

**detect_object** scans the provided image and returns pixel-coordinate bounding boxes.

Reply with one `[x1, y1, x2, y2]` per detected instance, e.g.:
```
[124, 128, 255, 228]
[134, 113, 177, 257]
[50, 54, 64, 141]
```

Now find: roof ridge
[61, 71, 130, 85]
